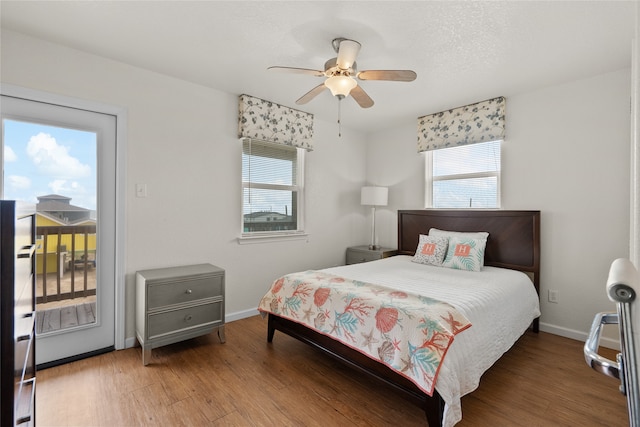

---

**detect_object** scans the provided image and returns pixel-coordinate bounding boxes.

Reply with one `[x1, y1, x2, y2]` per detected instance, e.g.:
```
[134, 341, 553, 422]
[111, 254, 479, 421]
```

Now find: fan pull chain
[337, 97, 342, 137]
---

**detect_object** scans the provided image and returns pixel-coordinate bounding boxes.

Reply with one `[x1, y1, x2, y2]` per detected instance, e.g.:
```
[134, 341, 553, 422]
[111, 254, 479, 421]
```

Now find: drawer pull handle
[18, 244, 36, 259]
[16, 377, 35, 425]
[185, 289, 193, 294]
[184, 315, 193, 322]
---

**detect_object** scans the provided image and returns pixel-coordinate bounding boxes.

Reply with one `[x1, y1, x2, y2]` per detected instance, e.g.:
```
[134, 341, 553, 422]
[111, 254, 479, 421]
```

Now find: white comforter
[322, 255, 541, 427]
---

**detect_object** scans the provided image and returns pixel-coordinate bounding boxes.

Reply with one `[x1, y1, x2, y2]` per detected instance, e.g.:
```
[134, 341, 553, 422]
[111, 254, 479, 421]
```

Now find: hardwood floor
[37, 315, 628, 426]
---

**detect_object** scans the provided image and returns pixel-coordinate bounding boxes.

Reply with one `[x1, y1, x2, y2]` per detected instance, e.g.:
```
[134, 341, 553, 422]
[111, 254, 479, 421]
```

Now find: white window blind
[242, 138, 304, 235]
[428, 140, 501, 208]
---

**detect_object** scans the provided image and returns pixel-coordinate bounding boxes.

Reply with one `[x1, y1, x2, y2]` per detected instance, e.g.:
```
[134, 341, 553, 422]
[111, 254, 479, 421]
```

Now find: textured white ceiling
[1, 1, 636, 134]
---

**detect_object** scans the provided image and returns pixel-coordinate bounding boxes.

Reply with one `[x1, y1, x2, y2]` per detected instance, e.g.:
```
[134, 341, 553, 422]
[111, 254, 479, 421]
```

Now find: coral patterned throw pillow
[442, 236, 487, 272]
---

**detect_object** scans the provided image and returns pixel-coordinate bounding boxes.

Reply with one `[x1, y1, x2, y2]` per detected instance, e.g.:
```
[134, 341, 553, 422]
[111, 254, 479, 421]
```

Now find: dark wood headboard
[398, 210, 541, 294]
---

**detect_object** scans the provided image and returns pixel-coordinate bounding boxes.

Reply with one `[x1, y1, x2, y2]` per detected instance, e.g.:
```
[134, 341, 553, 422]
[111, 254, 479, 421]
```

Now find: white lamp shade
[361, 186, 388, 206]
[325, 75, 358, 97]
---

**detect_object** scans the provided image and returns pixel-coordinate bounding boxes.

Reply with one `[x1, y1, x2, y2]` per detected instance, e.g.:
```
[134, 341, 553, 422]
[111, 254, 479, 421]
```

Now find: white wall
[1, 30, 369, 343]
[632, 2, 640, 268]
[366, 68, 632, 347]
[2, 28, 632, 349]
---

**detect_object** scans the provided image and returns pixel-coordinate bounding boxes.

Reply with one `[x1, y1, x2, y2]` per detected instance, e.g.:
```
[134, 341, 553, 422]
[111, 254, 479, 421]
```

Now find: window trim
[239, 139, 306, 243]
[237, 231, 309, 245]
[424, 141, 502, 209]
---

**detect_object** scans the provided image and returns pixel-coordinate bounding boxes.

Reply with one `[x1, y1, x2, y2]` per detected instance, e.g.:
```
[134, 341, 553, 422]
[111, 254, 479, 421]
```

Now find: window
[241, 139, 304, 236]
[425, 140, 501, 208]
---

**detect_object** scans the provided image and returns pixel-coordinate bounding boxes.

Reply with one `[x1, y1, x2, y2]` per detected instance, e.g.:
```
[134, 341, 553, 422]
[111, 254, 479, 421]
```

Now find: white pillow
[429, 228, 489, 240]
[441, 236, 487, 272]
[412, 235, 449, 266]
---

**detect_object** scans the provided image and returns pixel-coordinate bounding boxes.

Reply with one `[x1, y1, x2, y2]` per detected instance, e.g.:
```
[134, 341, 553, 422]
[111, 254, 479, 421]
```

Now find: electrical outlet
[548, 289, 559, 303]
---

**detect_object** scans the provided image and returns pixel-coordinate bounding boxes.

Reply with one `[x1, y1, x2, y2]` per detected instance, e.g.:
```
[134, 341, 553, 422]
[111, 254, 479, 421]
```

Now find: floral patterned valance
[238, 94, 314, 151]
[417, 96, 505, 152]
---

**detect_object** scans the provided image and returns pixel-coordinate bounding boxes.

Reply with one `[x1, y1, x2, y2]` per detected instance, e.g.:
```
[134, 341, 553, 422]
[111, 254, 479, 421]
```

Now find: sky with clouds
[3, 119, 96, 210]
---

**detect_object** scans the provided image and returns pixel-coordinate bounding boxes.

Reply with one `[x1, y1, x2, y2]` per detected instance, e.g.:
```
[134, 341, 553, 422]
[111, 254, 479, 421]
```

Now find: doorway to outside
[1, 91, 123, 367]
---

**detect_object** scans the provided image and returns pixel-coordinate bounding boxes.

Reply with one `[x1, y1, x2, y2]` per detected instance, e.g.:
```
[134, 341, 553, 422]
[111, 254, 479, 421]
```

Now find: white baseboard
[539, 322, 620, 351]
[122, 308, 261, 349]
[226, 308, 261, 322]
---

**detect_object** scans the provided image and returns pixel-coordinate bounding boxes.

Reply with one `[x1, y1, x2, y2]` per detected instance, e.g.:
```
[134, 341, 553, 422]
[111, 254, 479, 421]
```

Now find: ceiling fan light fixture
[269, 37, 415, 109]
[324, 75, 357, 97]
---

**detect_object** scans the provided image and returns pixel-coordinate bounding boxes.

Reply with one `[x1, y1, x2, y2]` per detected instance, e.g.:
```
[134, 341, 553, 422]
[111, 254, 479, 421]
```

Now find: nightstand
[136, 263, 225, 365]
[346, 245, 397, 265]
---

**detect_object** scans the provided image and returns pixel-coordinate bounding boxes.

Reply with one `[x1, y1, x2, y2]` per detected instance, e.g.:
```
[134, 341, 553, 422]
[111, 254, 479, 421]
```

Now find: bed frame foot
[267, 314, 276, 342]
[424, 392, 444, 427]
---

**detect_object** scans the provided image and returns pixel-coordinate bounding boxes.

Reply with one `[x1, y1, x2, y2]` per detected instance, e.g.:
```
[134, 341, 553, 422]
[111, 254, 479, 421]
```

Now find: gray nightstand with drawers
[346, 245, 398, 265]
[135, 263, 225, 365]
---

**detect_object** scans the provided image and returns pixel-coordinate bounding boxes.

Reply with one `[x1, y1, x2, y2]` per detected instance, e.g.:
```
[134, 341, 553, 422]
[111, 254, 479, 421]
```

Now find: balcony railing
[36, 225, 96, 304]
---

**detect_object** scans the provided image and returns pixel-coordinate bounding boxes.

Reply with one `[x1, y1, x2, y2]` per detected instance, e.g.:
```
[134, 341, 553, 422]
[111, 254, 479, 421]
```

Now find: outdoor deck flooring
[36, 301, 97, 334]
[35, 267, 97, 333]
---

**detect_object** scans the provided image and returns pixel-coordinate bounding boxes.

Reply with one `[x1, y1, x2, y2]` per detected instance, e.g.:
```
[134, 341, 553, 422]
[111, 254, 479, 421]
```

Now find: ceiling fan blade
[296, 84, 327, 105]
[268, 66, 324, 77]
[336, 38, 361, 70]
[357, 70, 417, 82]
[350, 85, 374, 108]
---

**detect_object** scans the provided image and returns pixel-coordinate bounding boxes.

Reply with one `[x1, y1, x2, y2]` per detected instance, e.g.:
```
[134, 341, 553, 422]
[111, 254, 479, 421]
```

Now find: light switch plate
[135, 183, 147, 198]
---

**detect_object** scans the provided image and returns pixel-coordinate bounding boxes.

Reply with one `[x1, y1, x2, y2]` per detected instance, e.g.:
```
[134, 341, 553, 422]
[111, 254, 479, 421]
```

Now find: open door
[2, 94, 117, 366]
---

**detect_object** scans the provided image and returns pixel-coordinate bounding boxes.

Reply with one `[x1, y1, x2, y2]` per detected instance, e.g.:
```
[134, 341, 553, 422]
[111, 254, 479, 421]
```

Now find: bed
[259, 209, 541, 426]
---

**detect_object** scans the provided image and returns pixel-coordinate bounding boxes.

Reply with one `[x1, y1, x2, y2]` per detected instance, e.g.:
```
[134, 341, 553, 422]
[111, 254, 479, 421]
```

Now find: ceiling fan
[268, 37, 417, 109]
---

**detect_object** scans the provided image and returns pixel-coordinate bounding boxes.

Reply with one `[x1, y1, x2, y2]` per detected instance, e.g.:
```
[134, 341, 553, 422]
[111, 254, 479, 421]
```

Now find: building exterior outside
[243, 211, 295, 232]
[35, 194, 96, 275]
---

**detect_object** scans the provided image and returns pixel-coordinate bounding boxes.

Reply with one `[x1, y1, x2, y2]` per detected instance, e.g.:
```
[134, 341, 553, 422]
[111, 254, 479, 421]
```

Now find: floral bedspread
[258, 270, 472, 396]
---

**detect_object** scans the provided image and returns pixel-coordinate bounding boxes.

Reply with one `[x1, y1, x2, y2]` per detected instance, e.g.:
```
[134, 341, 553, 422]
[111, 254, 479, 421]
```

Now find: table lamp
[361, 186, 388, 250]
